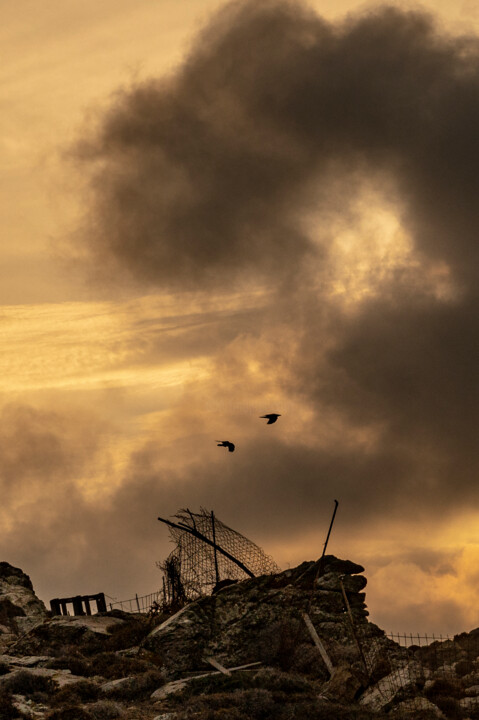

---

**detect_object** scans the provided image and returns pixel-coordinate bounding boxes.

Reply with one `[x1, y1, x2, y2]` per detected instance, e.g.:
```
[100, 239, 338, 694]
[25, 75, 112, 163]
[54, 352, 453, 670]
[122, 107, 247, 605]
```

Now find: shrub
[47, 655, 92, 677]
[236, 688, 275, 719]
[178, 667, 314, 701]
[52, 680, 100, 706]
[104, 616, 152, 651]
[103, 669, 164, 700]
[424, 677, 462, 700]
[89, 652, 150, 679]
[86, 700, 125, 719]
[46, 707, 91, 720]
[2, 670, 55, 696]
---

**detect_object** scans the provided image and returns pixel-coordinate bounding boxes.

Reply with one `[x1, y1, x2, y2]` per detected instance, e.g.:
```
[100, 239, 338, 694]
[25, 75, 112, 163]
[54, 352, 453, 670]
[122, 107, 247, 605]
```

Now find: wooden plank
[303, 613, 334, 675]
[205, 657, 231, 675]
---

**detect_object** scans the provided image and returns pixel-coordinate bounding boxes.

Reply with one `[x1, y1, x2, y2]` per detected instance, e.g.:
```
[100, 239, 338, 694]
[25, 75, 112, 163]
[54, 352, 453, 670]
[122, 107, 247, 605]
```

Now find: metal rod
[340, 578, 369, 677]
[158, 515, 255, 578]
[317, 499, 339, 578]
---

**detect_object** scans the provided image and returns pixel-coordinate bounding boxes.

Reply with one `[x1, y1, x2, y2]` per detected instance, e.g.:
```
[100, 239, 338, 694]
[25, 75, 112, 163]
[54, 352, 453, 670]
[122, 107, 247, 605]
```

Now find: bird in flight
[217, 440, 235, 452]
[260, 413, 281, 424]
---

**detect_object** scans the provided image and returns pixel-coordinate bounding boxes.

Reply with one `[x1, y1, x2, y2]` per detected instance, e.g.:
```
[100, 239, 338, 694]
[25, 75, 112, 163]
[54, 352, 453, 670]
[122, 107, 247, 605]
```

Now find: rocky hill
[0, 558, 478, 719]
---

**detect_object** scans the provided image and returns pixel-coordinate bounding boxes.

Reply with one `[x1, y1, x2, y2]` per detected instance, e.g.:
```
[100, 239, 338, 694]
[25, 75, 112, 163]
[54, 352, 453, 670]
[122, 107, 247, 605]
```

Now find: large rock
[10, 614, 126, 656]
[0, 563, 47, 642]
[143, 555, 381, 677]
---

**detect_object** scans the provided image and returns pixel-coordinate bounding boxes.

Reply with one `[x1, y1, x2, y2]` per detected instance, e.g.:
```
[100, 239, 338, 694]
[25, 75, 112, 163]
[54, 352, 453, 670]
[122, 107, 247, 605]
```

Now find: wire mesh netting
[158, 507, 281, 603]
[108, 590, 161, 613]
[362, 631, 479, 717]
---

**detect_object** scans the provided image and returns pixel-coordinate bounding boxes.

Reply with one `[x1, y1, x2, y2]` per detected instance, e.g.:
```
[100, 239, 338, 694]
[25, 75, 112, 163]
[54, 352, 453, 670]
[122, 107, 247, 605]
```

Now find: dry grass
[1, 670, 55, 696]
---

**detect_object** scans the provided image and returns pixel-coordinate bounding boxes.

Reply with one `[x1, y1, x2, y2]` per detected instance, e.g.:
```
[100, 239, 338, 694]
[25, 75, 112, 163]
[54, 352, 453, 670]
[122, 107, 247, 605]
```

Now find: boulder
[143, 555, 380, 677]
[0, 563, 47, 640]
[10, 615, 126, 656]
[321, 664, 364, 702]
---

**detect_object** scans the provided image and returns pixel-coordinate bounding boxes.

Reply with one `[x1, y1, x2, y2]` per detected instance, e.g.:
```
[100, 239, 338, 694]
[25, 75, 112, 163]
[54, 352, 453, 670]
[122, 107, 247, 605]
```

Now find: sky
[3, 0, 479, 635]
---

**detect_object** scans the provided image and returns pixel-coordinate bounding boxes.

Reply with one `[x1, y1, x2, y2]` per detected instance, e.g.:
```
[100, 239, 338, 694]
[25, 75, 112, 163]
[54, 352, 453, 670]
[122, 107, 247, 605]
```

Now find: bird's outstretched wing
[260, 413, 281, 424]
[217, 440, 235, 452]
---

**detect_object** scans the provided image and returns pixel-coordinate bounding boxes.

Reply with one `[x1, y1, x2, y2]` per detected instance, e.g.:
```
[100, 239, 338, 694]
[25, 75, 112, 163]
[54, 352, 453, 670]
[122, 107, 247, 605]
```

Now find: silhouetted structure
[50, 592, 107, 616]
[157, 508, 280, 604]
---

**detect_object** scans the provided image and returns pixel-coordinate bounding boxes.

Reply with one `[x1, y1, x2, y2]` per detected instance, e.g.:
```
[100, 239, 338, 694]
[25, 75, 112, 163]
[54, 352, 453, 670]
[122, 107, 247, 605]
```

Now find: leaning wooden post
[303, 613, 334, 675]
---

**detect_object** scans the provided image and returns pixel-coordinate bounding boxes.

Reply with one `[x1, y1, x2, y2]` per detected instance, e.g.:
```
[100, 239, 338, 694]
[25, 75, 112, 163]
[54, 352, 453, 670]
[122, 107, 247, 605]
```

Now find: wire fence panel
[108, 590, 161, 614]
[360, 631, 479, 718]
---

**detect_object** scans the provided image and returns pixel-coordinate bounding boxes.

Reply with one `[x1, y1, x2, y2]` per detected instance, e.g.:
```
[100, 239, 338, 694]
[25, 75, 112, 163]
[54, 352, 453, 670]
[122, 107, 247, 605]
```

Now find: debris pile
[157, 508, 281, 604]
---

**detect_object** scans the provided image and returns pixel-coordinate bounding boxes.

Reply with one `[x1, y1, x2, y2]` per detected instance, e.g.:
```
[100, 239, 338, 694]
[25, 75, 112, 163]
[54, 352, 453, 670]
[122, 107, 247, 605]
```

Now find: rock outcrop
[0, 562, 47, 646]
[1, 556, 479, 719]
[143, 555, 387, 679]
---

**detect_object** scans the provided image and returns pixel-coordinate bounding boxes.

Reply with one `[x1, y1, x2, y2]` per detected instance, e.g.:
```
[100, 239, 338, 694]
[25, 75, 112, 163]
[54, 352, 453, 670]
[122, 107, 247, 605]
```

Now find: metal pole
[211, 511, 220, 585]
[317, 499, 339, 578]
[339, 578, 369, 677]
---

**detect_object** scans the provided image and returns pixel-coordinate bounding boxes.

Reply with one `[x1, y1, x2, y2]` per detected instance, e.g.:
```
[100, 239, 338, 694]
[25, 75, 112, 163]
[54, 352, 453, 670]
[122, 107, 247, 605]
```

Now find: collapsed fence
[361, 630, 479, 717]
[108, 590, 161, 614]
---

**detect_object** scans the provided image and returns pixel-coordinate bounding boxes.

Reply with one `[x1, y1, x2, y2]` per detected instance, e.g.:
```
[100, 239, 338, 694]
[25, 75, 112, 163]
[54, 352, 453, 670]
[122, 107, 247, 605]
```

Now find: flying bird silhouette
[260, 413, 281, 424]
[217, 440, 235, 452]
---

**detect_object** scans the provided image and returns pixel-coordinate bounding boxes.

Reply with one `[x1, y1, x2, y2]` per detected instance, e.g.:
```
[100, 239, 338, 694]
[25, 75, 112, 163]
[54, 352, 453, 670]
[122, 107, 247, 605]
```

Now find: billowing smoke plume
[18, 0, 478, 629]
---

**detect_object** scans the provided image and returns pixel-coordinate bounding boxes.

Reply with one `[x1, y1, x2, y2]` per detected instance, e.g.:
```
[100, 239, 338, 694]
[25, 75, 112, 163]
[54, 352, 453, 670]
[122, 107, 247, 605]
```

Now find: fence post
[303, 613, 334, 675]
[339, 578, 369, 677]
[135, 594, 141, 612]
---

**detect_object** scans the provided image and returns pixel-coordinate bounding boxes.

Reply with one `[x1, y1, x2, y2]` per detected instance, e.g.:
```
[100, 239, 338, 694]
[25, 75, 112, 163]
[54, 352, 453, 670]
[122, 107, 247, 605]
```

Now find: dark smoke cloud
[75, 0, 479, 290]
[38, 0, 479, 628]
[72, 0, 479, 521]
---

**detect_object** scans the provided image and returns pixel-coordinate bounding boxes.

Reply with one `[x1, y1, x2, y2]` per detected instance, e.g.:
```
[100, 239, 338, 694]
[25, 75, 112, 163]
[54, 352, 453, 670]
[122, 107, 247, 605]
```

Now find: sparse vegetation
[104, 614, 158, 651]
[86, 700, 125, 719]
[3, 557, 479, 720]
[51, 679, 100, 706]
[46, 654, 92, 677]
[46, 706, 91, 720]
[1, 669, 55, 696]
[102, 669, 165, 700]
[88, 651, 151, 679]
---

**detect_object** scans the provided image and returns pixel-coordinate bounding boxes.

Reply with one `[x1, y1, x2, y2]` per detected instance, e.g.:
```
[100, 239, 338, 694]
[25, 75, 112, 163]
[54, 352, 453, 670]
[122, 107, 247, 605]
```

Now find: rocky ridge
[0, 558, 479, 719]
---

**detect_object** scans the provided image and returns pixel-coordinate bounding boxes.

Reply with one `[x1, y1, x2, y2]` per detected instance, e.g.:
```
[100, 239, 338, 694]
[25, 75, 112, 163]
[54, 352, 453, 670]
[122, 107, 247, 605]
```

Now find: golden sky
[3, 0, 479, 634]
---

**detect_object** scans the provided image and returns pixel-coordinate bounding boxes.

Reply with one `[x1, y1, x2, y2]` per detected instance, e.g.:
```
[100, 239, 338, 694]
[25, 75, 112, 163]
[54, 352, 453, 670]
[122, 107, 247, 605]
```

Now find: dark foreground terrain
[1, 558, 478, 719]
